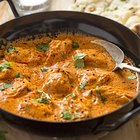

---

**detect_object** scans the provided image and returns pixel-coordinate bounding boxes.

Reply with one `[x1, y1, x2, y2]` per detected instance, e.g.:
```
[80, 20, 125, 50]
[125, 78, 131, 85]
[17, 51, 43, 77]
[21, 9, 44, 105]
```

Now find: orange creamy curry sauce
[0, 34, 137, 121]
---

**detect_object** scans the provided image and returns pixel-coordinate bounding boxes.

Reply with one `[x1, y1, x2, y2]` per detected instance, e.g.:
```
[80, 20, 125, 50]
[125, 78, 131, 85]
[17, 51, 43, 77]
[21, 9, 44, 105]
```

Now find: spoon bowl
[91, 39, 140, 73]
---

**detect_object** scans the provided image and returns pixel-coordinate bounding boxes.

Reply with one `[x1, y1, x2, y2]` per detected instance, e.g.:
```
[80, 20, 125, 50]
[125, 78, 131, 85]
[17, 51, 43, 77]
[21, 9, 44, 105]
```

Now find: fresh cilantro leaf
[74, 59, 85, 68]
[74, 53, 87, 61]
[79, 81, 87, 89]
[0, 83, 13, 91]
[6, 44, 16, 53]
[72, 41, 79, 49]
[40, 67, 48, 72]
[100, 95, 107, 104]
[35, 89, 51, 104]
[73, 52, 87, 68]
[16, 72, 20, 78]
[36, 97, 49, 104]
[95, 86, 107, 104]
[36, 43, 49, 51]
[128, 74, 136, 80]
[95, 86, 100, 94]
[62, 110, 73, 120]
[0, 62, 12, 71]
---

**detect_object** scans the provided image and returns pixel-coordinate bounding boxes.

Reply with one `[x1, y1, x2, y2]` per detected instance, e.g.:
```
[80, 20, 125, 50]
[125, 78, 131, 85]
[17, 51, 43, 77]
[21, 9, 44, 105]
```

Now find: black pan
[0, 1, 140, 136]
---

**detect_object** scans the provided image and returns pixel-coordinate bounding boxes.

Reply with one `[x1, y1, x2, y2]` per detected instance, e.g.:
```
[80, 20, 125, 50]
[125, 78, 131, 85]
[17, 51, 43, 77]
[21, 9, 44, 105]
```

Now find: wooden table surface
[0, 0, 140, 140]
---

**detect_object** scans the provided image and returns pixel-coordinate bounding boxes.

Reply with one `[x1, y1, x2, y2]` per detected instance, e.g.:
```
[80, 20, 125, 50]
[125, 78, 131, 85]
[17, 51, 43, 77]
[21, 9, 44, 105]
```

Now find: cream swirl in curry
[0, 34, 137, 121]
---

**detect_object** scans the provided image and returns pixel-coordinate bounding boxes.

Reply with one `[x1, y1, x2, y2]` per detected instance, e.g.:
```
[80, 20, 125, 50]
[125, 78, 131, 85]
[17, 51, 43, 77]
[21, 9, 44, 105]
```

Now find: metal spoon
[91, 39, 140, 73]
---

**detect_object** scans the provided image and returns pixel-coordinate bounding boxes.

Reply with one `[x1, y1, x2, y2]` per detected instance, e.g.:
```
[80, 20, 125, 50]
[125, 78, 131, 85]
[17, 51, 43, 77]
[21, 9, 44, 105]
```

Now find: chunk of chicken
[46, 39, 72, 66]
[42, 68, 73, 97]
[3, 79, 33, 98]
[78, 69, 111, 90]
[4, 46, 46, 66]
[92, 86, 133, 105]
[0, 69, 16, 80]
[18, 100, 54, 120]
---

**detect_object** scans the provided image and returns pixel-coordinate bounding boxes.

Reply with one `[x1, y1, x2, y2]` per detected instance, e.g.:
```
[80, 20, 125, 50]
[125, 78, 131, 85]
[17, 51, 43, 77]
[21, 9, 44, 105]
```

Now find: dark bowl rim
[2, 10, 140, 35]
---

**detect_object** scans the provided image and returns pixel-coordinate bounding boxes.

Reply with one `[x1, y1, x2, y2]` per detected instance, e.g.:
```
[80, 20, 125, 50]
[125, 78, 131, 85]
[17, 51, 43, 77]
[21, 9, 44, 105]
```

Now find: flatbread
[73, 0, 140, 33]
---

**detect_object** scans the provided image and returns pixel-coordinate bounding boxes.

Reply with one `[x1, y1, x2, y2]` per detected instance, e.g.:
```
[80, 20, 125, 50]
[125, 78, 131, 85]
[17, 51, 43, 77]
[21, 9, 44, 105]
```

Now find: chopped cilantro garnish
[62, 110, 73, 120]
[128, 74, 136, 80]
[0, 83, 13, 91]
[79, 81, 87, 89]
[6, 44, 16, 53]
[62, 110, 81, 120]
[36, 97, 48, 104]
[36, 43, 49, 51]
[73, 52, 87, 68]
[40, 67, 48, 72]
[16, 72, 21, 78]
[74, 53, 87, 60]
[0, 62, 12, 71]
[100, 95, 107, 104]
[72, 41, 79, 49]
[35, 89, 51, 104]
[95, 86, 107, 104]
[75, 59, 85, 68]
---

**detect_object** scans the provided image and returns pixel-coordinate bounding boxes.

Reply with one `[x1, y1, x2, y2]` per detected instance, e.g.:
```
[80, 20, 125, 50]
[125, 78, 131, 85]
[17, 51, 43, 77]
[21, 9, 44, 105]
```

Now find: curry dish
[0, 34, 137, 121]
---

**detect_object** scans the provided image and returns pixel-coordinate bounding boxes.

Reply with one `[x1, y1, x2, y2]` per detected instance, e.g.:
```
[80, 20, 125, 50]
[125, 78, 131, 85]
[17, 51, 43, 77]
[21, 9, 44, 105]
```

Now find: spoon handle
[118, 63, 140, 73]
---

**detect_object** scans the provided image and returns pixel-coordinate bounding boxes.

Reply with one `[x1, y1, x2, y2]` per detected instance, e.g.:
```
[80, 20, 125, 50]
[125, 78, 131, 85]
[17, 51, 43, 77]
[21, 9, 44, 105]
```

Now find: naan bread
[73, 0, 140, 34]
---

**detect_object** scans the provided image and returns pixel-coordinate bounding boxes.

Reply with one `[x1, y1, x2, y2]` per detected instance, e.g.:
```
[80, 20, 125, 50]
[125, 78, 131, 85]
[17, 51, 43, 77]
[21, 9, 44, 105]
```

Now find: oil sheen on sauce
[0, 34, 137, 121]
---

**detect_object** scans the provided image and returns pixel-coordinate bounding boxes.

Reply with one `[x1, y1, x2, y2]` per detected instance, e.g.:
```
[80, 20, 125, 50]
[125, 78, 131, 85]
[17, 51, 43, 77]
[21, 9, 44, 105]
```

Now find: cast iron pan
[0, 0, 140, 137]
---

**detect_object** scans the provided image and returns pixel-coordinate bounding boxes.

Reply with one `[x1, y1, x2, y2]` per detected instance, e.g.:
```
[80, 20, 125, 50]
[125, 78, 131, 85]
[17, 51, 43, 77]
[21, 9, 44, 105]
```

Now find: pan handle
[1, 0, 19, 17]
[94, 105, 140, 133]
